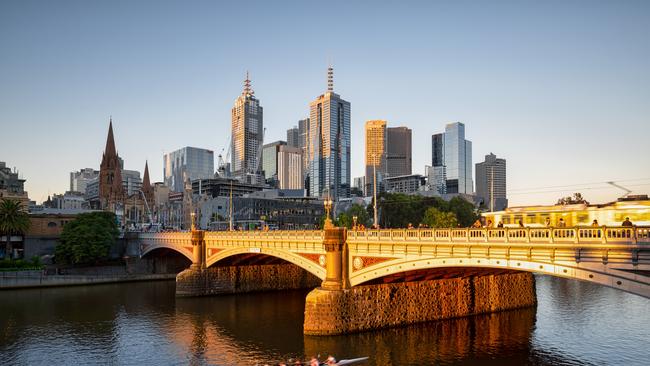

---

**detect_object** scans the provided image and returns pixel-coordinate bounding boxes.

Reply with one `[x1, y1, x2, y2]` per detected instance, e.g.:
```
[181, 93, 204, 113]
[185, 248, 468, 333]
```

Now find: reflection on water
[1, 276, 649, 365]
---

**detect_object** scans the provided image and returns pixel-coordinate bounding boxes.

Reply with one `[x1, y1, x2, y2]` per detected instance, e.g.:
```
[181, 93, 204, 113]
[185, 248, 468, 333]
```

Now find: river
[1, 275, 648, 365]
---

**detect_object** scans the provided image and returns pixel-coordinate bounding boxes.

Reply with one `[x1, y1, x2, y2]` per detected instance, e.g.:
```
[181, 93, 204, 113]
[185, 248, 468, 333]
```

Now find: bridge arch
[140, 240, 194, 262]
[349, 256, 650, 298]
[207, 247, 326, 280]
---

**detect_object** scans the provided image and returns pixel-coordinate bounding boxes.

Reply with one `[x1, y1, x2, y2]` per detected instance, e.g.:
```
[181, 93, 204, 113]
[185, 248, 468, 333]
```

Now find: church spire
[142, 160, 151, 187]
[104, 117, 117, 158]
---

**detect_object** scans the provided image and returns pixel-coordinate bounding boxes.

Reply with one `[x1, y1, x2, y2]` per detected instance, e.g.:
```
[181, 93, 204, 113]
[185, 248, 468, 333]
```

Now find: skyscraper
[299, 118, 310, 179]
[163, 147, 214, 192]
[386, 126, 412, 177]
[431, 122, 473, 195]
[231, 72, 264, 182]
[364, 120, 387, 196]
[475, 153, 507, 211]
[308, 67, 351, 199]
[364, 120, 412, 195]
[287, 126, 300, 148]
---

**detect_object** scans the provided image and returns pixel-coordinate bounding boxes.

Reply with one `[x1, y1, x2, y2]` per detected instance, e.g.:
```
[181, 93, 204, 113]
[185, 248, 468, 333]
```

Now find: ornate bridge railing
[347, 226, 650, 245]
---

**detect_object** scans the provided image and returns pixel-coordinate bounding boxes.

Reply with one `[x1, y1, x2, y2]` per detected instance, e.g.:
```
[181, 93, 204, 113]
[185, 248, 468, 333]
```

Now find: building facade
[386, 126, 412, 177]
[0, 161, 29, 209]
[287, 126, 300, 148]
[231, 72, 264, 182]
[70, 168, 99, 194]
[277, 145, 303, 190]
[431, 122, 473, 195]
[383, 174, 426, 194]
[163, 147, 214, 192]
[298, 118, 310, 179]
[364, 120, 387, 196]
[475, 153, 507, 211]
[261, 140, 287, 183]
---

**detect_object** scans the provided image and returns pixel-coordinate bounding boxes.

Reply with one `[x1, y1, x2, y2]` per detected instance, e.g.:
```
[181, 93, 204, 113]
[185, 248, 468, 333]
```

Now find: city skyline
[1, 1, 649, 205]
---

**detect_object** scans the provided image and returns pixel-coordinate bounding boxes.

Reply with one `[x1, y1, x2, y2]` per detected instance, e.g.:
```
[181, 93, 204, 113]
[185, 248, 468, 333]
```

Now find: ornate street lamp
[352, 215, 358, 230]
[324, 196, 334, 229]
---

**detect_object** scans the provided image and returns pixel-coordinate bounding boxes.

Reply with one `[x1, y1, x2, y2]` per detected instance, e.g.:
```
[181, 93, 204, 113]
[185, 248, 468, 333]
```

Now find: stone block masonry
[176, 263, 321, 297]
[303, 271, 536, 335]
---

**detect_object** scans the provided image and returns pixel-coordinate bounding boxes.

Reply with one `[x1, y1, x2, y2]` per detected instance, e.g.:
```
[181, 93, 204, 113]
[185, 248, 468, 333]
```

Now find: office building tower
[287, 126, 300, 148]
[364, 120, 387, 196]
[262, 140, 287, 182]
[475, 153, 507, 211]
[365, 121, 412, 195]
[163, 147, 215, 192]
[308, 66, 351, 199]
[70, 168, 99, 194]
[0, 161, 29, 208]
[277, 145, 303, 190]
[122, 170, 142, 196]
[231, 72, 264, 181]
[386, 126, 412, 177]
[299, 118, 310, 178]
[431, 122, 473, 194]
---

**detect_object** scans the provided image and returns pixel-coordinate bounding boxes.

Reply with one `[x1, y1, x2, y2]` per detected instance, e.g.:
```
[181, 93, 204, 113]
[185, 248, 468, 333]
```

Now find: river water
[1, 275, 648, 366]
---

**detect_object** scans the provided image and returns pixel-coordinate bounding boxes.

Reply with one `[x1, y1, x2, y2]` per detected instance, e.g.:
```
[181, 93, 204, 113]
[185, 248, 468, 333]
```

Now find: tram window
[525, 214, 537, 225]
[503, 216, 512, 225]
[577, 213, 589, 225]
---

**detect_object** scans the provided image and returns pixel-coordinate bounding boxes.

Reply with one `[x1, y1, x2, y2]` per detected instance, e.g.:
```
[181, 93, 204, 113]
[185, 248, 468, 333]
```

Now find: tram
[483, 195, 650, 227]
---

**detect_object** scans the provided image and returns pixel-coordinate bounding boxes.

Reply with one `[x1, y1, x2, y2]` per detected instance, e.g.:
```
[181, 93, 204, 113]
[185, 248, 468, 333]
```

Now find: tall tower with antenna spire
[231, 71, 264, 184]
[308, 66, 351, 199]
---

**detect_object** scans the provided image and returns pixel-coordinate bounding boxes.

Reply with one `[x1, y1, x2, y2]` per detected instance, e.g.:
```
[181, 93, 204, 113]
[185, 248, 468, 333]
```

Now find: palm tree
[0, 199, 31, 259]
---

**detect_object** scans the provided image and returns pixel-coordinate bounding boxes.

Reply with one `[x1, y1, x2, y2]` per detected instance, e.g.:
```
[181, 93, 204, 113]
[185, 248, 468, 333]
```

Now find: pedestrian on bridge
[622, 217, 634, 227]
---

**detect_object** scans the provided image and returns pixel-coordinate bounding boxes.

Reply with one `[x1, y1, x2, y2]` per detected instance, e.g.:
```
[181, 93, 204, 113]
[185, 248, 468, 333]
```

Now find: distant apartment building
[261, 140, 287, 183]
[298, 118, 310, 178]
[277, 145, 303, 190]
[383, 174, 425, 194]
[164, 147, 214, 192]
[475, 153, 507, 211]
[69, 168, 99, 194]
[48, 191, 86, 210]
[425, 165, 446, 195]
[122, 170, 142, 196]
[431, 122, 473, 195]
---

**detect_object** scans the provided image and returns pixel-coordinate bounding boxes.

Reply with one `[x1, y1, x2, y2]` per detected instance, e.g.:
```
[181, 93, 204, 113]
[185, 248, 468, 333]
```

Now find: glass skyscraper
[431, 122, 473, 194]
[164, 147, 214, 192]
[308, 67, 351, 199]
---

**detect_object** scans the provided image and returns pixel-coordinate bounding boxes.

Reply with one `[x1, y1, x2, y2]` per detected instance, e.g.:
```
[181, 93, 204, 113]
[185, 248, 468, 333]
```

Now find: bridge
[139, 226, 650, 297]
[138, 226, 650, 334]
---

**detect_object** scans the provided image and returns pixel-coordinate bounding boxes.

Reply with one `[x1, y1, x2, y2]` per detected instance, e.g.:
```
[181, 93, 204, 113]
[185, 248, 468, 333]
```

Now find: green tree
[447, 196, 479, 227]
[55, 212, 119, 265]
[422, 207, 459, 228]
[0, 199, 31, 259]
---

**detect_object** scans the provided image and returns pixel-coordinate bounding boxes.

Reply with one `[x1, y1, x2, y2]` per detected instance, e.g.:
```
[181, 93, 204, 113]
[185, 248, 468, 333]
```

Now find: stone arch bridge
[138, 226, 650, 334]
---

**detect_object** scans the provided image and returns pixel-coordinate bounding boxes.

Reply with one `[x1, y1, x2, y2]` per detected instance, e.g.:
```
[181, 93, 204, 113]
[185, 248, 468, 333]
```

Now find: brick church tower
[99, 118, 124, 210]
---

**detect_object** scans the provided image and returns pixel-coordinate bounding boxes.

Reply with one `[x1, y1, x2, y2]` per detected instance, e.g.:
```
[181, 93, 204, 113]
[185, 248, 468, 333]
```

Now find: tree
[447, 196, 479, 227]
[422, 207, 458, 228]
[55, 212, 119, 265]
[0, 199, 31, 259]
[557, 193, 589, 205]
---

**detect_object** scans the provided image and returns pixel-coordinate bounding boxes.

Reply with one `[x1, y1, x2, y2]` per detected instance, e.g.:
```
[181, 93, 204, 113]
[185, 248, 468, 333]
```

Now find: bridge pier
[304, 271, 537, 335]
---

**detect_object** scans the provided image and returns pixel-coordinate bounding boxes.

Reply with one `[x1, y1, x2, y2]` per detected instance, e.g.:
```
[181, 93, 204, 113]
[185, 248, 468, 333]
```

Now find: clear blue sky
[1, 0, 649, 205]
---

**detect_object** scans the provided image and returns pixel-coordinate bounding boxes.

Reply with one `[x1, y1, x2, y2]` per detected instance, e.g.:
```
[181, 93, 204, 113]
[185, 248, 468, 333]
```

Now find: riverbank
[0, 270, 177, 289]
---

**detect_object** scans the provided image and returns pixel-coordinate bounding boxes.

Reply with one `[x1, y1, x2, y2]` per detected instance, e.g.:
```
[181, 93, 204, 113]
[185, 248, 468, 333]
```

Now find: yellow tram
[483, 196, 650, 227]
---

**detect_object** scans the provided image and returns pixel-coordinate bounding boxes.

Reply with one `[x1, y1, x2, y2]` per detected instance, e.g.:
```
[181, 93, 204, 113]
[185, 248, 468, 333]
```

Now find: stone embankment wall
[0, 270, 175, 289]
[304, 271, 536, 335]
[176, 264, 321, 297]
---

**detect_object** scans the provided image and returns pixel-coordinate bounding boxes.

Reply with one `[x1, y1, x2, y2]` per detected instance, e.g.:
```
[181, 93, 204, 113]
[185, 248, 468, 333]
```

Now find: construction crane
[217, 136, 232, 177]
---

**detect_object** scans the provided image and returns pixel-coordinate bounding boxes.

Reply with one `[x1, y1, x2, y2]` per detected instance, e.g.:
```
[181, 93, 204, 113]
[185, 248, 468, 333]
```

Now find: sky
[1, 0, 649, 205]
